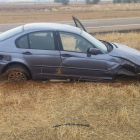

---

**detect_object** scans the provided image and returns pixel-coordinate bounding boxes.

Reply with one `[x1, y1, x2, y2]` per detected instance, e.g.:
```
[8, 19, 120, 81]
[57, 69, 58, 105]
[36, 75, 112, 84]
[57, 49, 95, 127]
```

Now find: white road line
[80, 17, 140, 22]
[86, 24, 140, 29]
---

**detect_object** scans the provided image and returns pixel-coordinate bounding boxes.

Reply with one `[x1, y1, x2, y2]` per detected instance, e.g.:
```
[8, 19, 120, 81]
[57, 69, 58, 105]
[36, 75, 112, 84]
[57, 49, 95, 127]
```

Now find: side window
[59, 32, 94, 53]
[29, 32, 55, 50]
[17, 35, 29, 49]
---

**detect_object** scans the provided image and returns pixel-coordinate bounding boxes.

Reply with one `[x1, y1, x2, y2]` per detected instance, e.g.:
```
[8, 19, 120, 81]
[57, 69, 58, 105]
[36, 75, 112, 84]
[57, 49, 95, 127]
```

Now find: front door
[16, 31, 61, 76]
[58, 32, 109, 80]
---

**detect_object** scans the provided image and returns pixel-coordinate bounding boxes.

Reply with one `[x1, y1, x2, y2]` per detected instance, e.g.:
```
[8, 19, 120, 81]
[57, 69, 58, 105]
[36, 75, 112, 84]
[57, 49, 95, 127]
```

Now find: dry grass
[0, 32, 140, 139]
[1, 3, 140, 12]
[0, 3, 140, 23]
[95, 32, 140, 51]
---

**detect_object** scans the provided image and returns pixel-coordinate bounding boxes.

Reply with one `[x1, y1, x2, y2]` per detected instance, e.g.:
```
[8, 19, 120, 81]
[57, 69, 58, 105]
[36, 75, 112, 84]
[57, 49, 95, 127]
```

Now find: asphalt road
[0, 17, 140, 33]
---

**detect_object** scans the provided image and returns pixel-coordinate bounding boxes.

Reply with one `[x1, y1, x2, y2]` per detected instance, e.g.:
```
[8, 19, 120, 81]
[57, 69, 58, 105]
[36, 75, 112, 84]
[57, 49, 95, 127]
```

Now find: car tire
[5, 65, 31, 82]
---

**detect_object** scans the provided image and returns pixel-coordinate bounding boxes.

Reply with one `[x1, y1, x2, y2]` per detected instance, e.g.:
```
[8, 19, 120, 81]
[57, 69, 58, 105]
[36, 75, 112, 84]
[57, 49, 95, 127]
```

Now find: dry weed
[0, 3, 140, 23]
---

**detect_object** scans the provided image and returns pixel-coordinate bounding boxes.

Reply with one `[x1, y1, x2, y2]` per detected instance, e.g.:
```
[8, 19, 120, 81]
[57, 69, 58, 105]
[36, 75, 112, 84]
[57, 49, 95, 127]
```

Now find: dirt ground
[0, 3, 140, 23]
[0, 32, 140, 139]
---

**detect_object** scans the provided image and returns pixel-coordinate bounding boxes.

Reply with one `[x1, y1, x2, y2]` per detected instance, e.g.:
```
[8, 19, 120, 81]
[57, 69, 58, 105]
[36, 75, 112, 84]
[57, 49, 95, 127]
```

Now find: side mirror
[88, 48, 102, 55]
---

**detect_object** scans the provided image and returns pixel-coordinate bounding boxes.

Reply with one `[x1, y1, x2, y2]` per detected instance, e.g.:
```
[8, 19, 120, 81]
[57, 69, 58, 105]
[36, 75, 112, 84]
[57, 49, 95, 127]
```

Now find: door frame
[15, 30, 60, 51]
[56, 31, 101, 53]
[56, 31, 110, 79]
[72, 16, 87, 32]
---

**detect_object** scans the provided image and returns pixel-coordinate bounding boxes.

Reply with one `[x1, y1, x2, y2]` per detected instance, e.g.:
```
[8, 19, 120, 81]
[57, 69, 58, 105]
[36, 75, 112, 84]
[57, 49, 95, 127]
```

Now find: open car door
[72, 16, 87, 32]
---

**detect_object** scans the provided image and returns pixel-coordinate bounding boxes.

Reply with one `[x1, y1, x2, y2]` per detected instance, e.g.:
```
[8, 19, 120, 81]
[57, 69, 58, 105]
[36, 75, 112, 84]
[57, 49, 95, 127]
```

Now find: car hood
[108, 42, 140, 66]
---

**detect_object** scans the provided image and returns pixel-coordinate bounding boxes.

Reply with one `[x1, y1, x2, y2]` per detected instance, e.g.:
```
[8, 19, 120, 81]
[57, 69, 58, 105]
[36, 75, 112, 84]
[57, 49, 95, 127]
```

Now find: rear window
[0, 26, 24, 42]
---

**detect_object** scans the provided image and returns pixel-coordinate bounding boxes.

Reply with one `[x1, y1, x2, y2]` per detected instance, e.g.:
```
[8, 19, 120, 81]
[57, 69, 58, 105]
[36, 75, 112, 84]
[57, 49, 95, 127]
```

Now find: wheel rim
[8, 71, 27, 82]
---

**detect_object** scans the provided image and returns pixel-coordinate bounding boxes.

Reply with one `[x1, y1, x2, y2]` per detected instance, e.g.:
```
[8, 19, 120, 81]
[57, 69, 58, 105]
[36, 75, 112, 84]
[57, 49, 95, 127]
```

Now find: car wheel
[5, 65, 31, 82]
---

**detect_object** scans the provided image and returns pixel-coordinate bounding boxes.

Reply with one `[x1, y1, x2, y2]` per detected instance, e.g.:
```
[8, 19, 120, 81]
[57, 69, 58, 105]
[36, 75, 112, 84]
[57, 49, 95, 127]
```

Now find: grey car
[0, 16, 140, 82]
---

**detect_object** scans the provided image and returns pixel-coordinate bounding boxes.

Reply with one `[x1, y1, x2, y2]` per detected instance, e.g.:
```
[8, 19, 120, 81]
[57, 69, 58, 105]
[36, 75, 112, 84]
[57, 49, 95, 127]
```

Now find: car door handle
[23, 51, 32, 55]
[61, 54, 72, 57]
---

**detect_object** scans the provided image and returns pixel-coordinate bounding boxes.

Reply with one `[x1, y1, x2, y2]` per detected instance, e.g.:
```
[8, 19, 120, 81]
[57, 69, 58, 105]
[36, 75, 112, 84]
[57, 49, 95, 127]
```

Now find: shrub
[113, 0, 140, 3]
[54, 0, 61, 3]
[113, 0, 117, 3]
[86, 0, 90, 4]
[113, 0, 121, 3]
[91, 0, 100, 4]
[123, 0, 132, 3]
[86, 0, 100, 4]
[54, 0, 69, 5]
[61, 0, 69, 5]
[133, 0, 139, 2]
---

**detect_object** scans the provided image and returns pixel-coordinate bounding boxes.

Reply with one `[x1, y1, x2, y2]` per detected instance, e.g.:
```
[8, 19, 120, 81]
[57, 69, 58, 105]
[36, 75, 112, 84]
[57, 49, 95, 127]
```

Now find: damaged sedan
[0, 16, 140, 82]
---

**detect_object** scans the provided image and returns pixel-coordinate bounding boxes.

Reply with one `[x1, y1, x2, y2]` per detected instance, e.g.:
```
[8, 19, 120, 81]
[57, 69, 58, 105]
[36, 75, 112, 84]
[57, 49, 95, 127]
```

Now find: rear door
[16, 31, 61, 76]
[72, 16, 87, 32]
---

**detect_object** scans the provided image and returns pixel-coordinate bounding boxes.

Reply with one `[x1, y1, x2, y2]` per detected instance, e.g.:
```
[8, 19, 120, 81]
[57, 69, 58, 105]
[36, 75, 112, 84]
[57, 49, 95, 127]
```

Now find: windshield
[81, 31, 107, 53]
[0, 26, 24, 42]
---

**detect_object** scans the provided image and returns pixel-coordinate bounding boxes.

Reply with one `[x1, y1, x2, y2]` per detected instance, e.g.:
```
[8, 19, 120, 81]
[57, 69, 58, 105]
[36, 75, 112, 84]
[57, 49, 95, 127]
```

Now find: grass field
[0, 31, 140, 139]
[0, 3, 140, 23]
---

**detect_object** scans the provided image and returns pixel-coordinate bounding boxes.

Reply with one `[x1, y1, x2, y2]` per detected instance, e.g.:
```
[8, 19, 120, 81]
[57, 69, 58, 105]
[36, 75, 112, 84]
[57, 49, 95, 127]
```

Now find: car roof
[23, 23, 82, 35]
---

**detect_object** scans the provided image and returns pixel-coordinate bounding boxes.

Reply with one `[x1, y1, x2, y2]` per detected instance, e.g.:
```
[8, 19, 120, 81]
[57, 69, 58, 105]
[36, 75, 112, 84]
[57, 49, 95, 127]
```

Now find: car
[0, 16, 140, 82]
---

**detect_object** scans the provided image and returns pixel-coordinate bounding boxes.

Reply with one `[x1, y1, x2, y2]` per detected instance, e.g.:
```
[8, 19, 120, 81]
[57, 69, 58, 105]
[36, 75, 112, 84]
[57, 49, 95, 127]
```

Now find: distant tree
[113, 0, 139, 3]
[54, 0, 61, 2]
[123, 0, 131, 3]
[86, 0, 100, 4]
[118, 0, 122, 2]
[133, 0, 139, 2]
[86, 0, 90, 4]
[91, 0, 100, 4]
[61, 0, 69, 5]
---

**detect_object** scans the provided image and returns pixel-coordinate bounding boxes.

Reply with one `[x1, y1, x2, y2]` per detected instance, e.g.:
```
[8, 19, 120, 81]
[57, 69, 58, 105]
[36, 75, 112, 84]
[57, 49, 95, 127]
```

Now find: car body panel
[109, 43, 140, 66]
[0, 51, 33, 76]
[18, 49, 61, 75]
[59, 50, 118, 78]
